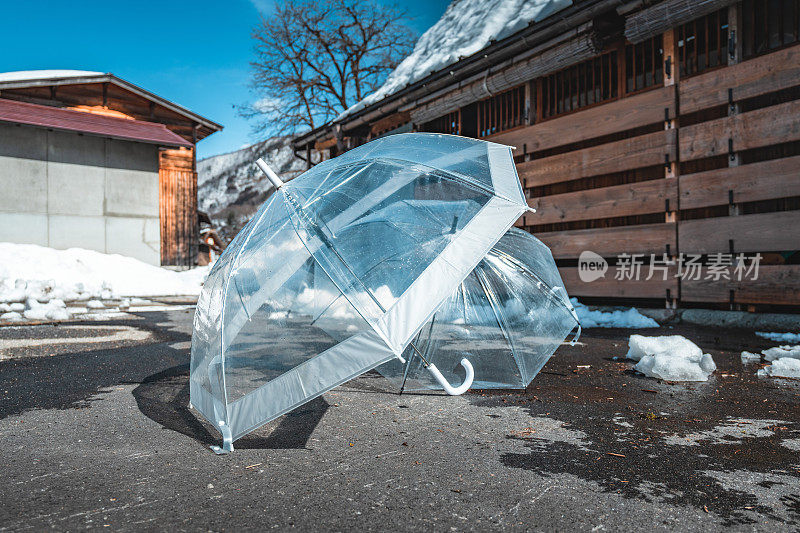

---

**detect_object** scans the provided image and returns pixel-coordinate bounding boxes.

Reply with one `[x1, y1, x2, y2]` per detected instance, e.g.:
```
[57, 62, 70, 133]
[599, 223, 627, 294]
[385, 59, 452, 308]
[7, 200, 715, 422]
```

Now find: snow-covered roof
[337, 0, 572, 120]
[0, 70, 104, 83]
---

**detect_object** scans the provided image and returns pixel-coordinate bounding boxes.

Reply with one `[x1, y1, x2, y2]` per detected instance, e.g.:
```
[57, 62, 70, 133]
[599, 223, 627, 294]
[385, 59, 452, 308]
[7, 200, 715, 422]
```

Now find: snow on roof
[337, 0, 572, 120]
[0, 70, 104, 83]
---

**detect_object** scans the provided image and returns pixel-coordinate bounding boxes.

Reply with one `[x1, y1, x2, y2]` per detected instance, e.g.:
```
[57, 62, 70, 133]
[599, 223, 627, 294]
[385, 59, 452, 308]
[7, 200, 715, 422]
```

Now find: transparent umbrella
[189, 133, 579, 453]
[377, 227, 580, 393]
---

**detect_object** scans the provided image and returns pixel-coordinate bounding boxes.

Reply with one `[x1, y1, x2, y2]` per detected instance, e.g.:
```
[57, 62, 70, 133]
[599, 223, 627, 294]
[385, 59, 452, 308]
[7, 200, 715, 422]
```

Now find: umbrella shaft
[408, 340, 430, 367]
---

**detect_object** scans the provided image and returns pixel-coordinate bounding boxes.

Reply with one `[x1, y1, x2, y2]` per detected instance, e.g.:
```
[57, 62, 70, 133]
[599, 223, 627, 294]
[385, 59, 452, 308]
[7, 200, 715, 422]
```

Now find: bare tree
[244, 0, 416, 136]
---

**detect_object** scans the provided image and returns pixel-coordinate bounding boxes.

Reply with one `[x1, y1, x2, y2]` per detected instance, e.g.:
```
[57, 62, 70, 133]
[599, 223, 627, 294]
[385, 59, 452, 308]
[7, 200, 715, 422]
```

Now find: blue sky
[0, 0, 449, 159]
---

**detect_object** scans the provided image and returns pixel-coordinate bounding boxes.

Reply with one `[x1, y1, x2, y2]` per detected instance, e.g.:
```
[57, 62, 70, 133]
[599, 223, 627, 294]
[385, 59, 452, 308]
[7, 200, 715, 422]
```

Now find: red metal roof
[0, 98, 193, 148]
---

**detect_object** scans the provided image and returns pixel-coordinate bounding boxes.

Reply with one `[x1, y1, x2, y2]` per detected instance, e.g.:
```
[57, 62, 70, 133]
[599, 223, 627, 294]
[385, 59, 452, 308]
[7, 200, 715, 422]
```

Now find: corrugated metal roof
[0, 98, 193, 148]
[0, 71, 223, 134]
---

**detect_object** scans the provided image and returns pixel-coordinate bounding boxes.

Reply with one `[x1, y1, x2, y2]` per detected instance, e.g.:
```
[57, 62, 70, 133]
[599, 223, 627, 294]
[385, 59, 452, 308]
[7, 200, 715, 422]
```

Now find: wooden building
[0, 70, 222, 266]
[293, 0, 800, 310]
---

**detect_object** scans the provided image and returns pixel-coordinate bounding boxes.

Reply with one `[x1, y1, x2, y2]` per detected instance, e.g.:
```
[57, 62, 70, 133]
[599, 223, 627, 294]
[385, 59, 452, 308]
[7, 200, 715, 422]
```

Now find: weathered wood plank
[679, 211, 800, 254]
[537, 223, 675, 259]
[159, 148, 194, 171]
[518, 129, 675, 187]
[559, 266, 677, 299]
[680, 44, 800, 115]
[526, 179, 676, 225]
[681, 265, 800, 305]
[491, 86, 675, 156]
[680, 100, 800, 162]
[680, 156, 800, 209]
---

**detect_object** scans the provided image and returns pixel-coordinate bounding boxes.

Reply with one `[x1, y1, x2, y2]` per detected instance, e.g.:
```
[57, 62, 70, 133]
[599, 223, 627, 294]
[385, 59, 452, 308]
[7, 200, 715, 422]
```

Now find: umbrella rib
[473, 263, 527, 386]
[400, 315, 437, 393]
[490, 249, 579, 320]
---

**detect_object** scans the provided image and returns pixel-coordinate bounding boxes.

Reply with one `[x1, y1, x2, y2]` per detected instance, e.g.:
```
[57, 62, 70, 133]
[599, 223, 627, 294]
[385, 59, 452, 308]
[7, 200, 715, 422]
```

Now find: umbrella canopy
[190, 133, 576, 453]
[378, 227, 580, 392]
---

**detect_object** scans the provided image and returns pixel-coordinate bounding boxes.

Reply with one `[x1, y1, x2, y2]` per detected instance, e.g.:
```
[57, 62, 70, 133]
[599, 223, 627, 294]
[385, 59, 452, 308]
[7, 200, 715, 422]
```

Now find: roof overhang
[0, 72, 223, 135]
[0, 97, 193, 148]
[292, 0, 620, 150]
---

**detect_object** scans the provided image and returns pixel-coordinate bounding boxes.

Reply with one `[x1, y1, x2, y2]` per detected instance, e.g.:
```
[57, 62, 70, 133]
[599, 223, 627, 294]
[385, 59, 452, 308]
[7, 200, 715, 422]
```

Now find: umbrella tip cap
[256, 158, 284, 189]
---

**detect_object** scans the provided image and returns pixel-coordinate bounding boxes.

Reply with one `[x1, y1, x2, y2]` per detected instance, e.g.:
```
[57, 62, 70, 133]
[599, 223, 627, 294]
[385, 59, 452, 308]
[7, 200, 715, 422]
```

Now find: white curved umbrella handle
[426, 358, 474, 396]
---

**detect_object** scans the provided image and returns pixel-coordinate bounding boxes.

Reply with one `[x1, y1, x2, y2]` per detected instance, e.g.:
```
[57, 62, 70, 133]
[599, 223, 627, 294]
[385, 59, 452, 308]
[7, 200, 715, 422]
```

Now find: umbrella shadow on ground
[132, 364, 329, 450]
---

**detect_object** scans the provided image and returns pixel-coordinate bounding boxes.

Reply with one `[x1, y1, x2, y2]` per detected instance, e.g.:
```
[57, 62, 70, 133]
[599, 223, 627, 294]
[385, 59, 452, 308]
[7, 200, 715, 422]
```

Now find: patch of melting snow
[781, 438, 800, 451]
[762, 345, 800, 361]
[756, 331, 800, 343]
[571, 298, 659, 329]
[740, 351, 762, 364]
[663, 418, 790, 446]
[758, 358, 800, 379]
[22, 298, 70, 321]
[626, 335, 715, 382]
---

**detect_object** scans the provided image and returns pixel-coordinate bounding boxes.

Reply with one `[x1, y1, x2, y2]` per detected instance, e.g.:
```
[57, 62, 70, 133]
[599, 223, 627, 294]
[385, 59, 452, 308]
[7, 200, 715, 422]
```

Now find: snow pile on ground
[757, 344, 800, 379]
[762, 345, 800, 361]
[741, 344, 800, 379]
[198, 136, 306, 216]
[740, 351, 762, 364]
[571, 298, 659, 329]
[756, 331, 800, 343]
[338, 0, 570, 119]
[758, 358, 800, 379]
[626, 334, 716, 381]
[0, 244, 209, 313]
[22, 299, 70, 321]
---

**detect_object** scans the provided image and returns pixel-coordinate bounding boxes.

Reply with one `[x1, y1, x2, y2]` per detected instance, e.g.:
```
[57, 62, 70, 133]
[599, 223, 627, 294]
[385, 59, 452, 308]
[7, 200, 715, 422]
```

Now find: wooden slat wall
[680, 100, 800, 161]
[682, 266, 800, 305]
[538, 223, 675, 260]
[527, 179, 677, 225]
[680, 211, 800, 254]
[679, 156, 800, 209]
[492, 85, 676, 157]
[559, 266, 678, 299]
[513, 54, 678, 302]
[674, 41, 800, 307]
[519, 129, 676, 187]
[679, 45, 800, 114]
[159, 148, 198, 266]
[512, 35, 800, 307]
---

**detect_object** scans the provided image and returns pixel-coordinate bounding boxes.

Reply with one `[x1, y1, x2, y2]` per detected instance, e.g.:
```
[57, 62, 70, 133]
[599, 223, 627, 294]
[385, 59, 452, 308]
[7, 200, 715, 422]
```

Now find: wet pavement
[0, 309, 798, 531]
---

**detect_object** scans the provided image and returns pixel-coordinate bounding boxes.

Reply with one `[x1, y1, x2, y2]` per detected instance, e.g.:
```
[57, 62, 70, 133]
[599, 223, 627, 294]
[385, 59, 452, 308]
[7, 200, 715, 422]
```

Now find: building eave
[0, 73, 223, 136]
[292, 0, 625, 150]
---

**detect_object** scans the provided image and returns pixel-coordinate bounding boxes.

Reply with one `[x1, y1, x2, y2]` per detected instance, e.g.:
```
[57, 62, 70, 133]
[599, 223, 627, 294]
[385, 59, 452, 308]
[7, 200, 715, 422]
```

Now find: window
[625, 35, 664, 92]
[677, 8, 729, 78]
[476, 85, 525, 137]
[540, 51, 618, 120]
[421, 110, 460, 135]
[742, 0, 800, 59]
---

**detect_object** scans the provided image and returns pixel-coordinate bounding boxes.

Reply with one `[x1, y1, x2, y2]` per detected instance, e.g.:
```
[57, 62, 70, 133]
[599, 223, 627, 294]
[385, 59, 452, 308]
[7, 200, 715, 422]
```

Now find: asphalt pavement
[0, 308, 798, 532]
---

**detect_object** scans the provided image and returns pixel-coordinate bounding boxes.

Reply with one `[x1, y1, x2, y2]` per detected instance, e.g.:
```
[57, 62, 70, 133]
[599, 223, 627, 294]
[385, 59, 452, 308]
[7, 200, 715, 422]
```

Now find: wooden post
[727, 4, 741, 168]
[524, 81, 532, 126]
[664, 28, 679, 310]
[663, 28, 678, 87]
[728, 4, 742, 66]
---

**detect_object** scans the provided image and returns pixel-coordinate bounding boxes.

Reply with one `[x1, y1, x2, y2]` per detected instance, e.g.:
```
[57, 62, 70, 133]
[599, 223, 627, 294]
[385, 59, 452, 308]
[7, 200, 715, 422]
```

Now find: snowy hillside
[339, 0, 571, 119]
[197, 136, 306, 218]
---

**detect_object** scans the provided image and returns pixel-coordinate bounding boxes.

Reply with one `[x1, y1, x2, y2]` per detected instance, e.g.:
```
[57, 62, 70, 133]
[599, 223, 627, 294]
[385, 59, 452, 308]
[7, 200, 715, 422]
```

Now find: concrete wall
[0, 123, 161, 265]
